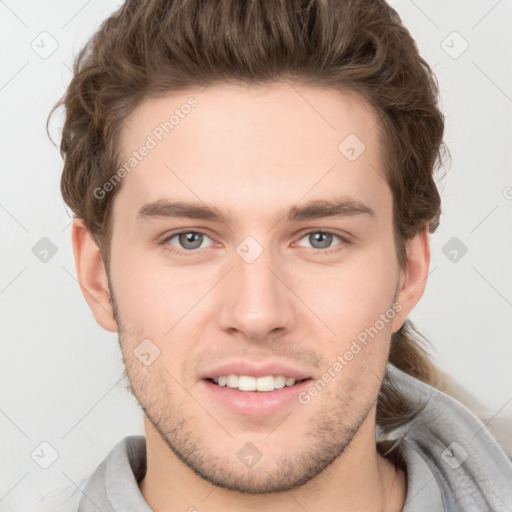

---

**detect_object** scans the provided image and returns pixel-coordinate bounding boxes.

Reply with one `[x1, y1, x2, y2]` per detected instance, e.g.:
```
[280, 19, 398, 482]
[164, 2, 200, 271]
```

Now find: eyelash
[160, 229, 351, 257]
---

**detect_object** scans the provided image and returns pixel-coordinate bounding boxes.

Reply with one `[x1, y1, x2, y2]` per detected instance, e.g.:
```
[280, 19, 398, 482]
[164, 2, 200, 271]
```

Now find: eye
[160, 229, 350, 256]
[295, 230, 348, 252]
[163, 230, 214, 252]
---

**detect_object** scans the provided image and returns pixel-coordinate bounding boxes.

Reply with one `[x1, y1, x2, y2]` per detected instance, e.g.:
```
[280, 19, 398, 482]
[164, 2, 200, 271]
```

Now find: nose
[216, 244, 297, 342]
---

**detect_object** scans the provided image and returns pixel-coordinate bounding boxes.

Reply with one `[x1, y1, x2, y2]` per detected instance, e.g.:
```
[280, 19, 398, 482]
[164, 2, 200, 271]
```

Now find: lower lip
[200, 379, 312, 416]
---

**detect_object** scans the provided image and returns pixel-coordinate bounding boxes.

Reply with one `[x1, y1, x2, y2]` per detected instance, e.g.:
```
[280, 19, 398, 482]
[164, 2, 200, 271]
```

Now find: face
[79, 82, 425, 494]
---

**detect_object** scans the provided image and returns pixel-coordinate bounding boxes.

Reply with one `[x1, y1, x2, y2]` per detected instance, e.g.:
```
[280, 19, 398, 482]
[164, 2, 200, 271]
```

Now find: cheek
[294, 257, 398, 340]
[111, 248, 208, 336]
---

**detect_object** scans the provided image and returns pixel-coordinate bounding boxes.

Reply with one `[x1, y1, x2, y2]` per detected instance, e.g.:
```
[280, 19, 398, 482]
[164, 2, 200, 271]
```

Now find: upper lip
[200, 361, 313, 381]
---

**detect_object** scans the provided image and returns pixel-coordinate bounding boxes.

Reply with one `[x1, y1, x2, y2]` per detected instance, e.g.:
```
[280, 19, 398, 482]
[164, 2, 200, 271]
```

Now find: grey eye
[307, 232, 334, 249]
[175, 232, 206, 250]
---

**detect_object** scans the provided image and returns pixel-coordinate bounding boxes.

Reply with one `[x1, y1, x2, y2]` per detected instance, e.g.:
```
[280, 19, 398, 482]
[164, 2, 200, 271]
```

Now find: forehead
[115, 81, 390, 224]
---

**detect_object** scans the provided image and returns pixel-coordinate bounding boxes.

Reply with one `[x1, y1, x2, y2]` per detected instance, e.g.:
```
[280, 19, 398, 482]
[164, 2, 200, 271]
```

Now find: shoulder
[471, 409, 512, 462]
[384, 364, 512, 509]
[26, 436, 146, 512]
[433, 367, 512, 462]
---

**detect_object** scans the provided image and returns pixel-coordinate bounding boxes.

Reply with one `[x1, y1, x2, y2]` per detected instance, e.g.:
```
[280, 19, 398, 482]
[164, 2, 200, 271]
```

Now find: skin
[72, 81, 430, 511]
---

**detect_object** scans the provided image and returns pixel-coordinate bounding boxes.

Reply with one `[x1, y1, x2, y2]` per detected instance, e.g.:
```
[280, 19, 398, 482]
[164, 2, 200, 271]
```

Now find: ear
[391, 225, 431, 333]
[71, 218, 118, 333]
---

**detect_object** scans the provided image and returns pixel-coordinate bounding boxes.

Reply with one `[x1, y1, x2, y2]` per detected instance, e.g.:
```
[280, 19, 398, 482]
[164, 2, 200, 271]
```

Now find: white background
[1, 1, 511, 510]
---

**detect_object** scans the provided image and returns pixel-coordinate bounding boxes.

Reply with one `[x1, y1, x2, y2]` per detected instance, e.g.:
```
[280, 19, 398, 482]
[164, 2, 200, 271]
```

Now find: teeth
[211, 374, 301, 392]
[226, 374, 238, 388]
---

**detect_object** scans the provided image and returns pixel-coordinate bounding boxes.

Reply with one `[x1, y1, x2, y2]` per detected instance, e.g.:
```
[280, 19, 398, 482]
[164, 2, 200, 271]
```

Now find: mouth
[200, 376, 314, 416]
[205, 375, 312, 392]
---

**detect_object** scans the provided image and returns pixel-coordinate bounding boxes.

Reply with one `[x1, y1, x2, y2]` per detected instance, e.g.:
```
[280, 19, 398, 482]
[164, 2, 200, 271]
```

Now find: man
[50, 0, 512, 510]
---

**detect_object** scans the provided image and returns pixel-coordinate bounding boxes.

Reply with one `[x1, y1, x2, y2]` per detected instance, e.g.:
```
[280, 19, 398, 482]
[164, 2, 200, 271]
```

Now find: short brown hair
[49, 0, 448, 432]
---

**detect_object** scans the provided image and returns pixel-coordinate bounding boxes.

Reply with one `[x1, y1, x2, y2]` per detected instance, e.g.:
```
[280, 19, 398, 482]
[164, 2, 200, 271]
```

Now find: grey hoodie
[75, 364, 512, 511]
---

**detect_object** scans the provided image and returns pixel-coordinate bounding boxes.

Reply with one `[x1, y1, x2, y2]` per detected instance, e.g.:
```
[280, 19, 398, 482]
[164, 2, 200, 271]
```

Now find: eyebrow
[135, 197, 376, 225]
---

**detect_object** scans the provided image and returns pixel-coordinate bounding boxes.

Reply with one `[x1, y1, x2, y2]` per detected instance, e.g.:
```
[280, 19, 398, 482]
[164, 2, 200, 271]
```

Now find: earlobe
[391, 226, 431, 333]
[71, 218, 118, 333]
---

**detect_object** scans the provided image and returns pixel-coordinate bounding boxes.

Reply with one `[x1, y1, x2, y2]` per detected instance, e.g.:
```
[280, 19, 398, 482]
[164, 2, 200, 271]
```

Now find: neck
[138, 409, 407, 512]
